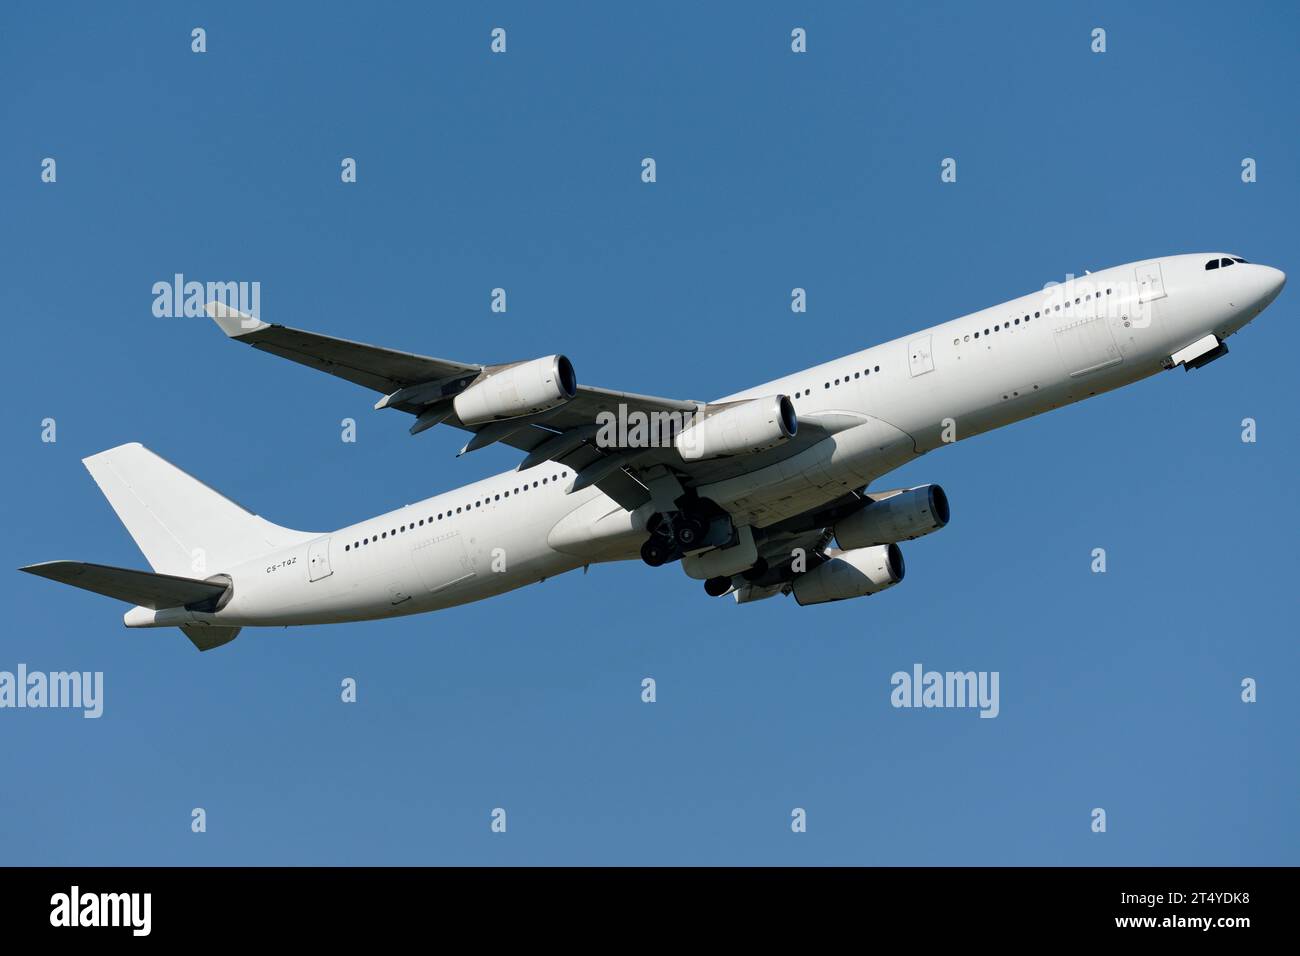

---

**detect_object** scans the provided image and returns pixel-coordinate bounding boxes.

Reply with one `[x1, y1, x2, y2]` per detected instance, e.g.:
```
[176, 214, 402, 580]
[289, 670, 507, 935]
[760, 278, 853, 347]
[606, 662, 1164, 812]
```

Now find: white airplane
[22, 253, 1285, 650]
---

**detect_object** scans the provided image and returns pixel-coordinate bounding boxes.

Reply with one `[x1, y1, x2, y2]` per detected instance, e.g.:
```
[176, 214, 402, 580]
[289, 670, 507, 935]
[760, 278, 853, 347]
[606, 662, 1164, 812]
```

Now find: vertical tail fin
[82, 443, 315, 576]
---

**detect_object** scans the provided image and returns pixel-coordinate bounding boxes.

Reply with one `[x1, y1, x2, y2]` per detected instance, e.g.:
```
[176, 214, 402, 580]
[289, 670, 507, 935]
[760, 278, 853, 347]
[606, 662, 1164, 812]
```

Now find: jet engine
[675, 395, 797, 462]
[791, 544, 904, 606]
[454, 355, 577, 425]
[834, 484, 949, 549]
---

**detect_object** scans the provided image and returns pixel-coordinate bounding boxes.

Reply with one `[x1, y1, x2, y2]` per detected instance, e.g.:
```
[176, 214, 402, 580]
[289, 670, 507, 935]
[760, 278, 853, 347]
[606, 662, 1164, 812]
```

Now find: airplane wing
[206, 304, 703, 509]
[206, 305, 484, 396]
[205, 304, 878, 514]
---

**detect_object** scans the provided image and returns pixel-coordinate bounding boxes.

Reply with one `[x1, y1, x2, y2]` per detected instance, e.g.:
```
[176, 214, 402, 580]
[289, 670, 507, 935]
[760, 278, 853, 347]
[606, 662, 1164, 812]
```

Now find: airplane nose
[1263, 265, 1287, 300]
[1246, 264, 1286, 309]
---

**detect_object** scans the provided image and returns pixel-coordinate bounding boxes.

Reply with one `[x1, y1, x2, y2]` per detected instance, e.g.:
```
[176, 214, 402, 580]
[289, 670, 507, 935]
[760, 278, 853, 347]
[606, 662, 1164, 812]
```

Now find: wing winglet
[205, 301, 270, 337]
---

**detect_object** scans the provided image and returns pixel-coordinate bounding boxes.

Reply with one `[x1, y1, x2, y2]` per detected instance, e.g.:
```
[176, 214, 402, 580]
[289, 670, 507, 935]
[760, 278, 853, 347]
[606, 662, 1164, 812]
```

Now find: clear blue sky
[1, 1, 1295, 865]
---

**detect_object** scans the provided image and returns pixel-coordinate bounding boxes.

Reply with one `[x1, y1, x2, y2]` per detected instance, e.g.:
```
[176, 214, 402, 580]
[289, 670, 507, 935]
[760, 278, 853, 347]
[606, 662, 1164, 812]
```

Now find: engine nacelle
[834, 484, 949, 549]
[791, 544, 904, 606]
[454, 355, 577, 426]
[675, 395, 797, 462]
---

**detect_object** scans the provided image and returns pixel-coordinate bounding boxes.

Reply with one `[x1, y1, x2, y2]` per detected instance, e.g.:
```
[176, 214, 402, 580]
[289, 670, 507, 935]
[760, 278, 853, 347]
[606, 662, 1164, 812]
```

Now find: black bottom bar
[0, 866, 1283, 941]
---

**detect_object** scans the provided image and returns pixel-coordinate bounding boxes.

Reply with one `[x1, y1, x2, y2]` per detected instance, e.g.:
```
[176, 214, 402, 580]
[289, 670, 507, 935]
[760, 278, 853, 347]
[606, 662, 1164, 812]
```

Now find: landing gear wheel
[641, 539, 671, 567]
[704, 576, 733, 597]
[674, 518, 705, 549]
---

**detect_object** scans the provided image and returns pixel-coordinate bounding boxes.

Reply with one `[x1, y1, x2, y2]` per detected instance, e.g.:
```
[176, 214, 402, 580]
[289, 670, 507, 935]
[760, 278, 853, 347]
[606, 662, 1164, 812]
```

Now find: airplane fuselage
[124, 253, 1285, 629]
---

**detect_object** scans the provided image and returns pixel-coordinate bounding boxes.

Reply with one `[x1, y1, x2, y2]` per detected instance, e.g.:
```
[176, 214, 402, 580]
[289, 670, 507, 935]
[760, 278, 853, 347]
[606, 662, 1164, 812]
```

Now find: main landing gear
[640, 538, 672, 567]
[639, 511, 714, 567]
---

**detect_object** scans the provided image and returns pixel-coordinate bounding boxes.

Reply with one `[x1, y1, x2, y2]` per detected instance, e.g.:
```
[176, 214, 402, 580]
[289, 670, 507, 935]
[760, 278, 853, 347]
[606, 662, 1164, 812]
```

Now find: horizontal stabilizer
[19, 561, 228, 610]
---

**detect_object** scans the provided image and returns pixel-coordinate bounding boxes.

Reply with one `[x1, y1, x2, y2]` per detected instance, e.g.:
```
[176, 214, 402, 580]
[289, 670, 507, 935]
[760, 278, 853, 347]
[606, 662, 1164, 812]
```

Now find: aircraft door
[908, 335, 935, 376]
[1119, 261, 1167, 349]
[308, 537, 333, 581]
[1135, 261, 1167, 303]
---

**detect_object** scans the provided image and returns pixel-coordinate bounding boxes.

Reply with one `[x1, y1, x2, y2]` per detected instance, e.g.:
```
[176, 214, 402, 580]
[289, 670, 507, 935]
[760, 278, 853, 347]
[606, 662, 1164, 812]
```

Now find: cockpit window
[1231, 257, 1248, 263]
[1205, 259, 1219, 270]
[1221, 258, 1235, 268]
